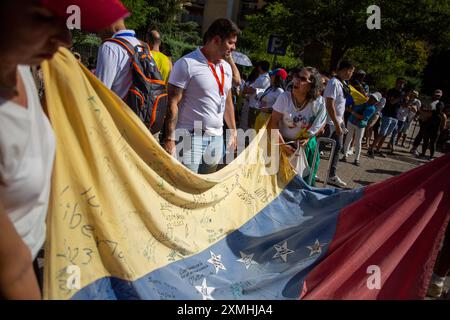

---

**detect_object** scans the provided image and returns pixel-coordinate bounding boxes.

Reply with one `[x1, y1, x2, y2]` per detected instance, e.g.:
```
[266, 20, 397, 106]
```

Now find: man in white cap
[342, 92, 381, 166]
[397, 90, 421, 147]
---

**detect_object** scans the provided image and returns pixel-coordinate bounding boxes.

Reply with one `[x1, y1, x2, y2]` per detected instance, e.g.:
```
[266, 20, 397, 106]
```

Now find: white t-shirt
[169, 48, 233, 136]
[272, 92, 327, 141]
[396, 106, 410, 122]
[0, 65, 56, 259]
[375, 97, 386, 115]
[324, 77, 346, 125]
[258, 86, 284, 109]
[407, 98, 421, 122]
[96, 30, 142, 99]
[248, 73, 271, 109]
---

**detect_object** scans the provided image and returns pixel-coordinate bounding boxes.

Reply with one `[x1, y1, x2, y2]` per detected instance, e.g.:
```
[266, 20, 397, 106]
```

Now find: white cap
[370, 92, 382, 102]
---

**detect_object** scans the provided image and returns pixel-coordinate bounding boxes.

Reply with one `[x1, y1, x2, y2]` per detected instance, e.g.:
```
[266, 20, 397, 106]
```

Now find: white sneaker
[327, 175, 347, 188]
[347, 148, 354, 156]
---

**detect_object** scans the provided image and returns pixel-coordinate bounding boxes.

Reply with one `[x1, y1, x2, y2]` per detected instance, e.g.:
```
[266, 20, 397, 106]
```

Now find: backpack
[104, 37, 168, 134]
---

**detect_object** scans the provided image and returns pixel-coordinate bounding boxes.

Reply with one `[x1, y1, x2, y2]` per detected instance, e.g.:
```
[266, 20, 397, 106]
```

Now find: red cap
[275, 68, 288, 81]
[40, 0, 130, 32]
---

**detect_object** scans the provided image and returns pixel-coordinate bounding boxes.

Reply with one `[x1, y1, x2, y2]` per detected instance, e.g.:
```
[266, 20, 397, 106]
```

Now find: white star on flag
[237, 251, 258, 270]
[272, 241, 294, 262]
[307, 239, 326, 256]
[195, 278, 215, 300]
[207, 251, 226, 274]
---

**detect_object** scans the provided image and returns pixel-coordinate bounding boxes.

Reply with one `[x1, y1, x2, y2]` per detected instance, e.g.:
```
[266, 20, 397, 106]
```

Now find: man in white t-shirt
[163, 18, 240, 174]
[96, 19, 141, 100]
[323, 60, 355, 187]
[244, 61, 271, 128]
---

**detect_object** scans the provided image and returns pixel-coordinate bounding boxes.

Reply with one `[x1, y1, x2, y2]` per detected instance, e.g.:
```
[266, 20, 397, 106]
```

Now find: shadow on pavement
[386, 152, 426, 166]
[366, 168, 403, 176]
[353, 180, 373, 187]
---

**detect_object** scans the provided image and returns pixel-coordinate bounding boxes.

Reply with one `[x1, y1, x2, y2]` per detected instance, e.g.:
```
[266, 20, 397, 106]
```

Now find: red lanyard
[201, 48, 225, 96]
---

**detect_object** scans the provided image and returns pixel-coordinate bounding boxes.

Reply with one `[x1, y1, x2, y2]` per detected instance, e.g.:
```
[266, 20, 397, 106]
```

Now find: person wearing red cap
[40, 0, 130, 32]
[0, 0, 128, 299]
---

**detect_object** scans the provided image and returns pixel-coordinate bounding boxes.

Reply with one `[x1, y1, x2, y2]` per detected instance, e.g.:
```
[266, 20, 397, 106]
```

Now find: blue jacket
[349, 102, 376, 128]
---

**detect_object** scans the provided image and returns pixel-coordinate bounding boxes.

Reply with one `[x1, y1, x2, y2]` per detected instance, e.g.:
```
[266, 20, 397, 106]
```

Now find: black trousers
[421, 130, 439, 158]
[413, 121, 425, 149]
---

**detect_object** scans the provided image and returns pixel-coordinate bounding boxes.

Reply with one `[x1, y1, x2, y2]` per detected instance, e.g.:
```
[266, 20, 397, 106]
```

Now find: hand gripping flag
[42, 48, 449, 300]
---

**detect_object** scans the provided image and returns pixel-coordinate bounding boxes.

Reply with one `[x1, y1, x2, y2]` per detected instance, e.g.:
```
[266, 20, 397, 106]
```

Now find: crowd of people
[0, 0, 448, 300]
[66, 13, 450, 189]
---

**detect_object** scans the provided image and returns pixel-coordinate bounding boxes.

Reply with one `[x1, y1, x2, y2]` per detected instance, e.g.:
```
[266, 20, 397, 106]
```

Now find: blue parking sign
[267, 35, 287, 56]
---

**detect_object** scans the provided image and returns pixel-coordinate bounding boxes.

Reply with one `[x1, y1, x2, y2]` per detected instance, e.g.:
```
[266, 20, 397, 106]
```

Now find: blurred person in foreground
[0, 0, 129, 300]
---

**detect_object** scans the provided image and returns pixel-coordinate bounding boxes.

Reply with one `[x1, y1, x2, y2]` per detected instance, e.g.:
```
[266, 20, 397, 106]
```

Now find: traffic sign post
[267, 35, 287, 68]
[267, 35, 287, 56]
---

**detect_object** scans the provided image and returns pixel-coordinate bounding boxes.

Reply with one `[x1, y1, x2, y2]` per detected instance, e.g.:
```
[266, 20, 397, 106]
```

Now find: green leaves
[243, 0, 450, 88]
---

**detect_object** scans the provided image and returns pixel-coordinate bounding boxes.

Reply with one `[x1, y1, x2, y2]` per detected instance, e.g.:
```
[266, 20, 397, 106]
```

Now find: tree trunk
[329, 42, 347, 72]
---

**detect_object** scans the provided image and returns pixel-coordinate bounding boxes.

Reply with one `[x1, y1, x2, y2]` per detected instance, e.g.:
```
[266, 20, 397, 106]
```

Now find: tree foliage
[244, 0, 450, 88]
[121, 0, 153, 30]
[143, 0, 201, 59]
[239, 3, 300, 69]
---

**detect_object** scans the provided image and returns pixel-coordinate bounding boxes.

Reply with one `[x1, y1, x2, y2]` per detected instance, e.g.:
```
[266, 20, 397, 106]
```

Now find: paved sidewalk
[315, 137, 444, 190]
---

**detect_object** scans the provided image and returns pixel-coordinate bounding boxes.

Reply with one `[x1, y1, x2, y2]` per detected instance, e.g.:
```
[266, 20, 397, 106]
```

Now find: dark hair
[203, 18, 241, 45]
[396, 77, 406, 82]
[273, 74, 286, 91]
[298, 67, 323, 100]
[289, 67, 301, 75]
[259, 60, 270, 72]
[337, 60, 355, 71]
[247, 67, 260, 83]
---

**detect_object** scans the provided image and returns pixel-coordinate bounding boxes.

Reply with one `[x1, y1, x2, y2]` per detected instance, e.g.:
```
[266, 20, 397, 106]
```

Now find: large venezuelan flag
[42, 49, 449, 300]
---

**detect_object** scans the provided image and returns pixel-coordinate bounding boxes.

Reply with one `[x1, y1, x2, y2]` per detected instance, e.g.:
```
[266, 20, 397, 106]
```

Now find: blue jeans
[379, 116, 398, 138]
[390, 120, 405, 145]
[177, 132, 224, 174]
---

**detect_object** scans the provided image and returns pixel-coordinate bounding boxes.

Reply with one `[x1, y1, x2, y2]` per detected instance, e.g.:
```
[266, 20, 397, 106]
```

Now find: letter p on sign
[366, 265, 381, 290]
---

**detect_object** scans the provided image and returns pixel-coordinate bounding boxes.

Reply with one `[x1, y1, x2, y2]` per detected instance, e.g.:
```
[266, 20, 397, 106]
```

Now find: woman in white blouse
[269, 67, 327, 184]
[254, 69, 286, 131]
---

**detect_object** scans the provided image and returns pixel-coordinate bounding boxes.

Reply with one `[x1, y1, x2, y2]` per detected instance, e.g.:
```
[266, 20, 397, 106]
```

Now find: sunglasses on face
[294, 75, 312, 83]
